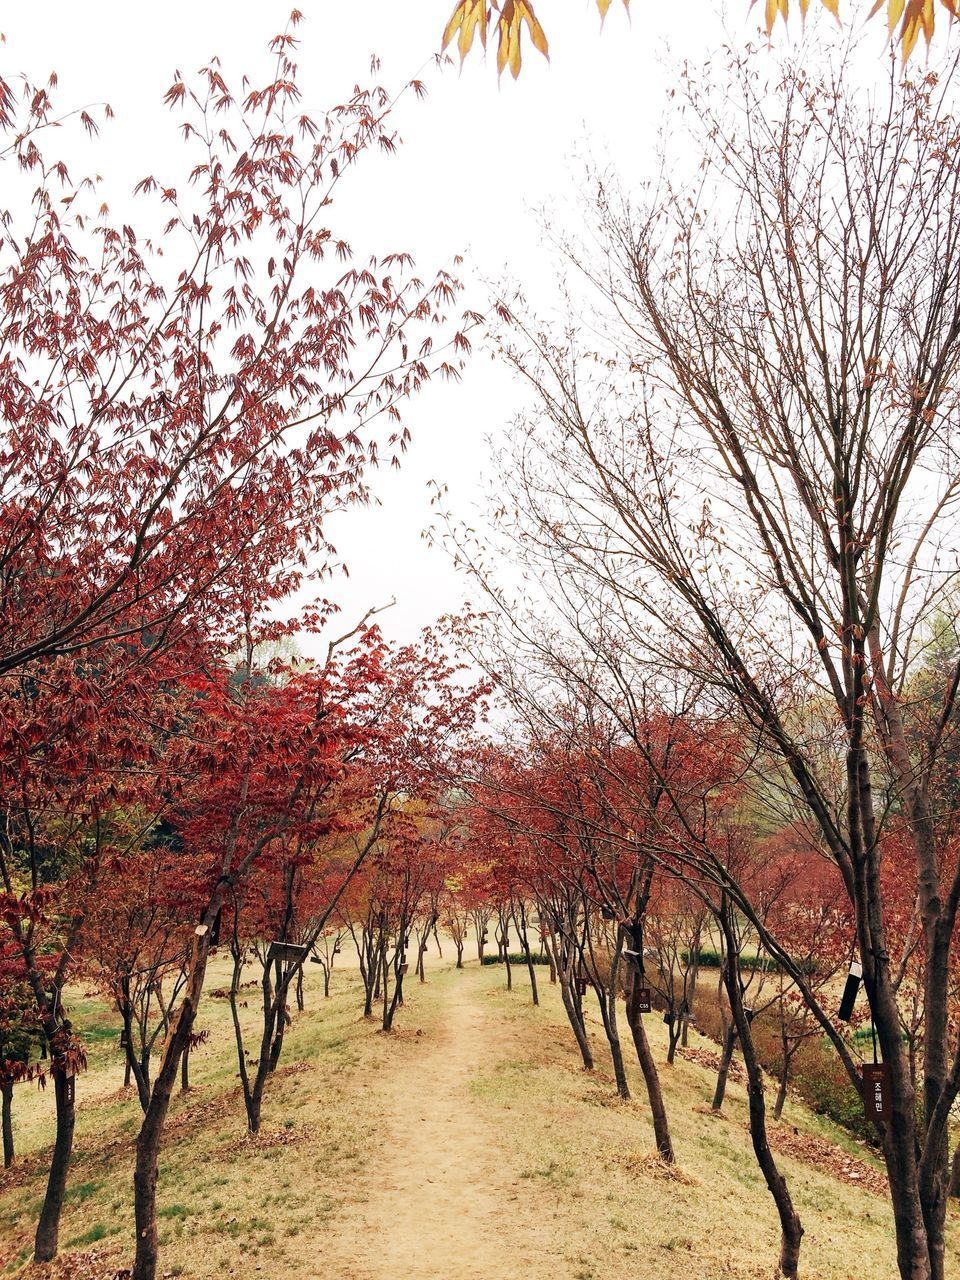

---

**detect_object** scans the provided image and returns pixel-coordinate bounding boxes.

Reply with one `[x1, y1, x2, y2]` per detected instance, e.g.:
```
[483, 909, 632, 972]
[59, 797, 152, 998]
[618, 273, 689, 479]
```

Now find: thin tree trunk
[34, 1069, 75, 1261]
[713, 1023, 737, 1112]
[516, 912, 539, 1006]
[180, 1045, 189, 1094]
[602, 971, 630, 1100]
[948, 1144, 960, 1199]
[1, 1081, 13, 1168]
[558, 974, 594, 1070]
[132, 926, 211, 1280]
[666, 1016, 682, 1064]
[774, 1034, 797, 1122]
[625, 968, 674, 1162]
[722, 913, 802, 1278]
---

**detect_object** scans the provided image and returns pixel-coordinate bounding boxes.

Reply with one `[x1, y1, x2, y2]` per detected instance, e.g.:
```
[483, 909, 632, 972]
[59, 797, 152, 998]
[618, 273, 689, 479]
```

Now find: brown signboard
[267, 941, 308, 964]
[636, 987, 651, 1014]
[862, 1062, 891, 1123]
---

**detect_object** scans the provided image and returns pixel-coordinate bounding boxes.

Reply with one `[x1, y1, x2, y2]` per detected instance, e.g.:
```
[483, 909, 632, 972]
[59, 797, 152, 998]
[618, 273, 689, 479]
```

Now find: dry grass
[0, 945, 955, 1280]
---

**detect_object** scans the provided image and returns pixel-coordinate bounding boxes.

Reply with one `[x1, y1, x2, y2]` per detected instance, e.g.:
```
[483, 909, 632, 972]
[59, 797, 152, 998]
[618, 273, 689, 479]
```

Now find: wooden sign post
[636, 986, 651, 1014]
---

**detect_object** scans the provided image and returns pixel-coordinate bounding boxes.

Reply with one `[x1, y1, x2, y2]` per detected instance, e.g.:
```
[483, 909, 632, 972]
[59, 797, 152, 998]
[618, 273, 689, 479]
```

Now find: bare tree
[477, 46, 960, 1280]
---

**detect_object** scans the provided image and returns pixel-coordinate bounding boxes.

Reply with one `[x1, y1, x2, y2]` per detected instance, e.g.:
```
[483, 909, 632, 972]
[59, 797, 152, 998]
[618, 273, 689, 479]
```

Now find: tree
[83, 841, 194, 1111]
[0, 648, 167, 1260]
[0, 11, 479, 1273]
[483, 46, 960, 1280]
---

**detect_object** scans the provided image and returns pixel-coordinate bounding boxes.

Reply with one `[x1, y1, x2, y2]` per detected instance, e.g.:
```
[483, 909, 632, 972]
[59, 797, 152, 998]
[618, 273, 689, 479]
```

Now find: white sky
[2, 0, 885, 654]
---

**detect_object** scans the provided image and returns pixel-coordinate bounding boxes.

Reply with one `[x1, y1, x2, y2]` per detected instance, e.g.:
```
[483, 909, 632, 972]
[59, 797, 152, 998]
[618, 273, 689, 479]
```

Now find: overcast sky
[3, 1, 886, 653]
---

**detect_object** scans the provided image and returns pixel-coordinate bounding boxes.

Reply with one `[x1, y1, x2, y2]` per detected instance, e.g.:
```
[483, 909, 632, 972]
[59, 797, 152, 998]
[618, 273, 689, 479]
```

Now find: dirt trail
[317, 967, 551, 1279]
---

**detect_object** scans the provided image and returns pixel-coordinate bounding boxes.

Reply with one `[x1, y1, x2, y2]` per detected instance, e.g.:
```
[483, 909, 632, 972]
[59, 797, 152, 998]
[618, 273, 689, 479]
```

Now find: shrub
[681, 947, 816, 974]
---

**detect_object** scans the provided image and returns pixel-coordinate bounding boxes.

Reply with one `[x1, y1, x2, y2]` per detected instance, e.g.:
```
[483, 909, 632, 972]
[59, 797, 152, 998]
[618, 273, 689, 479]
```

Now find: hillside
[1, 946, 956, 1280]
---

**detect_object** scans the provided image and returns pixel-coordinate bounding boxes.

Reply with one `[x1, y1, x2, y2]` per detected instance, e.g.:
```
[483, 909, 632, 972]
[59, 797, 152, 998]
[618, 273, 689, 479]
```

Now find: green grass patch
[66, 1221, 119, 1246]
[158, 1203, 191, 1219]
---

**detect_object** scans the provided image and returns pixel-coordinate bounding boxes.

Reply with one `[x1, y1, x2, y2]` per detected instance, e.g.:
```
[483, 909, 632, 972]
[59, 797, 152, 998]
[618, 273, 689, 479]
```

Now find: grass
[0, 943, 955, 1280]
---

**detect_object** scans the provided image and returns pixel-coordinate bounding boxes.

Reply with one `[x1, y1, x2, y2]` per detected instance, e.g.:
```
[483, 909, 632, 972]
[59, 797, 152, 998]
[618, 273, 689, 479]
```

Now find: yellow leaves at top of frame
[871, 0, 960, 62]
[442, 0, 629, 78]
[763, 0, 960, 62]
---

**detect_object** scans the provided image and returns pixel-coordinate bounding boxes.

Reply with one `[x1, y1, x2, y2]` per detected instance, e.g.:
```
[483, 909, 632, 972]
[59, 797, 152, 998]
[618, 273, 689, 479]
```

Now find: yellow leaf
[496, 0, 514, 75]
[901, 7, 923, 57]
[459, 5, 480, 59]
[509, 23, 523, 77]
[596, 0, 613, 15]
[442, 1, 470, 50]
[867, 0, 899, 31]
[764, 0, 789, 35]
[820, 0, 840, 18]
[518, 0, 550, 57]
[442, 0, 488, 61]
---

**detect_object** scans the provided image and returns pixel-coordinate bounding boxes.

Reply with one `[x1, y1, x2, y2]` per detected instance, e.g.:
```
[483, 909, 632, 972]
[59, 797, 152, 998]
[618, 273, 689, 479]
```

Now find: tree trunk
[948, 1144, 960, 1199]
[1, 1080, 13, 1168]
[34, 1069, 76, 1261]
[517, 922, 539, 1006]
[295, 967, 304, 1013]
[383, 956, 403, 1032]
[774, 1062, 789, 1122]
[601, 977, 630, 1100]
[666, 1016, 682, 1065]
[721, 913, 803, 1278]
[774, 1034, 796, 1122]
[625, 968, 674, 1162]
[132, 928, 210, 1280]
[180, 1045, 190, 1094]
[558, 974, 594, 1070]
[712, 1023, 737, 1112]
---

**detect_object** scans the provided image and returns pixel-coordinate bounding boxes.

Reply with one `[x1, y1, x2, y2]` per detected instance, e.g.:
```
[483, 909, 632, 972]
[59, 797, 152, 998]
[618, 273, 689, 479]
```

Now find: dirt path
[317, 967, 551, 1279]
